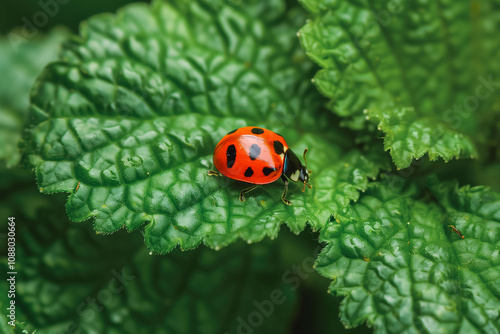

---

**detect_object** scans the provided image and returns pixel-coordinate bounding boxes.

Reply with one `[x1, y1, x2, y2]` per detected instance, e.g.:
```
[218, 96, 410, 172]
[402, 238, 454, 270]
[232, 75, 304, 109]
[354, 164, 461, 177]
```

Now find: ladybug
[207, 126, 311, 205]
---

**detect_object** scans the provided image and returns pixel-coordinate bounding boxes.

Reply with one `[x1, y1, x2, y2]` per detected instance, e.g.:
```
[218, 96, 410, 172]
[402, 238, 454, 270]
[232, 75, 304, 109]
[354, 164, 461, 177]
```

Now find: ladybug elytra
[208, 126, 311, 205]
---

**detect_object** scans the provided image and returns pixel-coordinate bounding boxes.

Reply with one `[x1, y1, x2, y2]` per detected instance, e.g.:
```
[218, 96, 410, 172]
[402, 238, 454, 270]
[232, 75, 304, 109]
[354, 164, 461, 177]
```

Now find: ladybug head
[284, 148, 312, 191]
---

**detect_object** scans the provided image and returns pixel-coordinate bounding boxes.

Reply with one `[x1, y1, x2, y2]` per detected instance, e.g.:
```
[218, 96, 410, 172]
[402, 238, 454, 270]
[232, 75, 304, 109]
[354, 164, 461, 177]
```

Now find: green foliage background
[1, 0, 499, 333]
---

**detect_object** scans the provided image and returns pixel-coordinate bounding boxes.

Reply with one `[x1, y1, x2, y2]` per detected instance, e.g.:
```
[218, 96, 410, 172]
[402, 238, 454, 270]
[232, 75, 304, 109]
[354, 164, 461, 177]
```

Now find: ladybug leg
[207, 170, 219, 176]
[281, 177, 292, 206]
[239, 185, 259, 202]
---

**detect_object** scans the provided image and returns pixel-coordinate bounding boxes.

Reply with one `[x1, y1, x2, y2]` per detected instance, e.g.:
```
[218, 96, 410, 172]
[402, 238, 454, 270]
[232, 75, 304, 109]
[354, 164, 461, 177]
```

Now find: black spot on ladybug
[249, 144, 261, 160]
[273, 140, 284, 155]
[262, 167, 276, 176]
[251, 128, 264, 134]
[226, 145, 236, 168]
[244, 167, 254, 177]
[227, 128, 238, 135]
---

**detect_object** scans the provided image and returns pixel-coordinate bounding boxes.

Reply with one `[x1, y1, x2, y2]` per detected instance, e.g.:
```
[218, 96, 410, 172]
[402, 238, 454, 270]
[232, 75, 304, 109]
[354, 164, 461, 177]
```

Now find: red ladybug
[208, 126, 311, 205]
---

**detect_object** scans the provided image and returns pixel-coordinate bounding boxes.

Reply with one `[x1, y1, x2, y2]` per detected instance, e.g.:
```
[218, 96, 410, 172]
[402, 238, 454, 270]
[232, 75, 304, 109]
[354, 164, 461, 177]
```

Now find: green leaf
[315, 175, 500, 333]
[368, 107, 477, 168]
[0, 172, 297, 334]
[0, 28, 68, 167]
[12, 322, 36, 334]
[22, 0, 384, 253]
[298, 0, 500, 168]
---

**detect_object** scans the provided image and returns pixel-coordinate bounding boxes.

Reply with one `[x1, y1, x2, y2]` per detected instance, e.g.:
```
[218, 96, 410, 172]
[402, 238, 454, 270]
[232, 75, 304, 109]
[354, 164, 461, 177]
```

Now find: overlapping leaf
[0, 28, 68, 167]
[22, 0, 385, 253]
[315, 175, 500, 333]
[299, 0, 500, 168]
[369, 107, 477, 168]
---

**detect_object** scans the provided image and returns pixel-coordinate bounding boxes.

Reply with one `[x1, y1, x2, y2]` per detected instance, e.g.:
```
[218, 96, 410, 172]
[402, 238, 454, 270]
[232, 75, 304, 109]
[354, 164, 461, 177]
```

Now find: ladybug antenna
[303, 148, 312, 174]
[302, 148, 312, 192]
[303, 148, 309, 170]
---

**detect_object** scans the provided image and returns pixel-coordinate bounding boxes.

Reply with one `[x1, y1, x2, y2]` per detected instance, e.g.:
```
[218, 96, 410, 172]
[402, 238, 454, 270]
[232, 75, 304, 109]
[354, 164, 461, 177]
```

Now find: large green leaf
[315, 175, 500, 333]
[0, 171, 297, 334]
[22, 0, 385, 253]
[299, 0, 500, 168]
[0, 28, 68, 167]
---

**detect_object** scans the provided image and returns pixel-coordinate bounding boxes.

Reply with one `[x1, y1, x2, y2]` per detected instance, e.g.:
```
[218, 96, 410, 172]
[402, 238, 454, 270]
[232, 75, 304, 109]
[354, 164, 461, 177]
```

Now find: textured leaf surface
[0, 29, 68, 167]
[368, 107, 477, 168]
[315, 176, 500, 333]
[22, 0, 384, 253]
[0, 171, 297, 334]
[299, 0, 500, 168]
